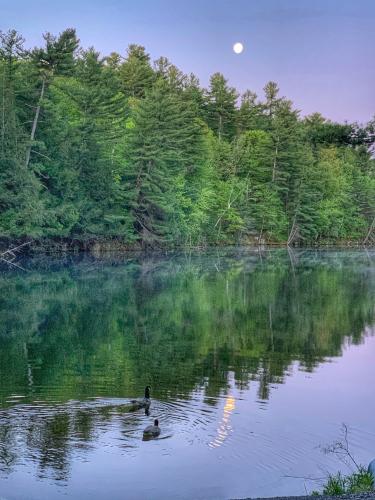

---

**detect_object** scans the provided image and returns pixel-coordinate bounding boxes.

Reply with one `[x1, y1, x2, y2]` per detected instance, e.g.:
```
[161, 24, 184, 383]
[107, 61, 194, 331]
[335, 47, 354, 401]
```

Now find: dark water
[0, 248, 374, 499]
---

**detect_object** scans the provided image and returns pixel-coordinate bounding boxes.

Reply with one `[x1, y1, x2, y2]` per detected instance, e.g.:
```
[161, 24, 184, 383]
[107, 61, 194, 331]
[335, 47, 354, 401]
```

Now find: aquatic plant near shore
[312, 424, 374, 495]
[312, 467, 374, 495]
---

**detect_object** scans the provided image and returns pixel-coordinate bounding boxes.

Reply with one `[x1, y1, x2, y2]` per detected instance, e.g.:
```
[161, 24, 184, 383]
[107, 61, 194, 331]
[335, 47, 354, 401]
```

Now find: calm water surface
[0, 248, 374, 499]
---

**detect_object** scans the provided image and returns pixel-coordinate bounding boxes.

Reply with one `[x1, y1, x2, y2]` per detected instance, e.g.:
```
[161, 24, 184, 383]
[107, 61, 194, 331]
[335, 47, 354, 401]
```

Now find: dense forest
[1, 28, 374, 248]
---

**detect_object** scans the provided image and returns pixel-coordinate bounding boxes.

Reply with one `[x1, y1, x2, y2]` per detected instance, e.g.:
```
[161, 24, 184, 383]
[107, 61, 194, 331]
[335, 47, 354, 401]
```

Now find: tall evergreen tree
[232, 130, 287, 241]
[125, 79, 204, 246]
[38, 48, 131, 238]
[25, 29, 79, 169]
[237, 90, 265, 133]
[154, 57, 186, 93]
[0, 30, 25, 157]
[119, 44, 154, 99]
[205, 73, 238, 140]
[183, 73, 205, 117]
[0, 30, 47, 237]
[263, 81, 280, 118]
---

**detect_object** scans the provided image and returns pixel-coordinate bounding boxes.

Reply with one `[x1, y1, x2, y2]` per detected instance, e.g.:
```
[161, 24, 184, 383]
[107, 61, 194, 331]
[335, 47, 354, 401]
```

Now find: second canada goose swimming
[143, 419, 161, 437]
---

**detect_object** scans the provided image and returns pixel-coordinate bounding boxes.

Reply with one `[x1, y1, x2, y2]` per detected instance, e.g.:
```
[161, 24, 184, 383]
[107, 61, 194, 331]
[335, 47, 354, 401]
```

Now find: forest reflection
[0, 248, 374, 481]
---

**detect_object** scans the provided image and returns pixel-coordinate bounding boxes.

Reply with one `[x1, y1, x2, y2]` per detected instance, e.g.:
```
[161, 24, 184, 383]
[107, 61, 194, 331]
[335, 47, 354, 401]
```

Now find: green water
[0, 248, 374, 499]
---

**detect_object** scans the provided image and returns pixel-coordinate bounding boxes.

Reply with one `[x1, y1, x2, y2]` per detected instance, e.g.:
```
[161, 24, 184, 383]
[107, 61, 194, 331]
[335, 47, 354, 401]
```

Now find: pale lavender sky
[2, 0, 375, 123]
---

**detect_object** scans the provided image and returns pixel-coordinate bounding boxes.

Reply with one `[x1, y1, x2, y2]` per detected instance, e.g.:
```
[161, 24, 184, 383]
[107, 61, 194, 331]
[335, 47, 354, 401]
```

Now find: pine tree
[119, 45, 154, 99]
[303, 113, 353, 148]
[232, 130, 287, 241]
[0, 30, 47, 237]
[183, 73, 205, 117]
[0, 30, 28, 158]
[38, 48, 132, 238]
[154, 57, 186, 93]
[237, 90, 265, 133]
[263, 81, 280, 118]
[125, 79, 204, 246]
[205, 73, 238, 140]
[25, 29, 79, 169]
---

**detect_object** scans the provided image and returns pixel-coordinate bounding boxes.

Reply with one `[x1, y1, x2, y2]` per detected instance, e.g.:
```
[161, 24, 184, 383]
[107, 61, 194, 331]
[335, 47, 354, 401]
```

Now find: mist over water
[0, 248, 374, 499]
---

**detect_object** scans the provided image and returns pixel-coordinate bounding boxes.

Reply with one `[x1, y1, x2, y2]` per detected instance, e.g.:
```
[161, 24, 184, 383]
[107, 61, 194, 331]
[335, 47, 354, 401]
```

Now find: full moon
[233, 42, 244, 54]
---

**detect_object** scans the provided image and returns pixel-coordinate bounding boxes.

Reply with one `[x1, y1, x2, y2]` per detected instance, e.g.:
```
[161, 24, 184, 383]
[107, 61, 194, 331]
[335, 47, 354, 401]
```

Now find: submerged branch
[0, 241, 32, 271]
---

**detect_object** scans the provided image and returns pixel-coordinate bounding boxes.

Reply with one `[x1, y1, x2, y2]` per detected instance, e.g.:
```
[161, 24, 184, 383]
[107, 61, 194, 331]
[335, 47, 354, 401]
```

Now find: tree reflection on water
[0, 249, 374, 481]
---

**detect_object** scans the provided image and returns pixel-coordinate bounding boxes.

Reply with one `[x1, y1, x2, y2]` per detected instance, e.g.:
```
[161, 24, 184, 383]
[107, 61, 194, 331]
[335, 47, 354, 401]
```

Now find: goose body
[143, 419, 161, 437]
[130, 386, 151, 411]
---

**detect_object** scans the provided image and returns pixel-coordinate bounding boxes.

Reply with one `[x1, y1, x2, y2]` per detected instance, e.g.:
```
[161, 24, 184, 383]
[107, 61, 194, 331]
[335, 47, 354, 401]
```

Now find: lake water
[0, 248, 374, 499]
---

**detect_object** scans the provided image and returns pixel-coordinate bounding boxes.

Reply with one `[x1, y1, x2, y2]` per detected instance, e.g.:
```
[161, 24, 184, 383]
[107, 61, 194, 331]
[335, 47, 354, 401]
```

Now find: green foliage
[205, 72, 238, 141]
[0, 28, 374, 246]
[317, 467, 374, 496]
[237, 90, 265, 132]
[125, 79, 205, 246]
[119, 44, 154, 98]
[30, 28, 79, 78]
[304, 113, 354, 147]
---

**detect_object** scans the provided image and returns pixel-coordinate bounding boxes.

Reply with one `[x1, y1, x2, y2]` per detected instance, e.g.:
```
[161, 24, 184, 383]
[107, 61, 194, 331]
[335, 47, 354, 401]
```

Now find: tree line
[1, 28, 374, 248]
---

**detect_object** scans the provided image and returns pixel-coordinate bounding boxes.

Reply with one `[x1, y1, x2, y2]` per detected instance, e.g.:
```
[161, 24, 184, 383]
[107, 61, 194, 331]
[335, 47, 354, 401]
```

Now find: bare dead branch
[320, 423, 360, 471]
[0, 241, 32, 258]
[0, 257, 26, 271]
[363, 217, 375, 246]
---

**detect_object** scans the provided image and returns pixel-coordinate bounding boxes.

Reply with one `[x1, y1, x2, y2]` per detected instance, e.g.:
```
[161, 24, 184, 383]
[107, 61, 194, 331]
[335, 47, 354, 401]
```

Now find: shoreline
[0, 237, 373, 256]
[236, 494, 375, 500]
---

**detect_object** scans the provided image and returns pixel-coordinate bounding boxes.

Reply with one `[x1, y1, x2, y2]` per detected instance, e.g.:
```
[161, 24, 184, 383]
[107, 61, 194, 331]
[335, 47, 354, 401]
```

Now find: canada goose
[129, 386, 151, 411]
[143, 419, 160, 437]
